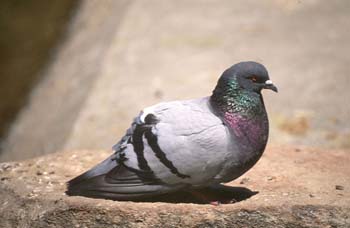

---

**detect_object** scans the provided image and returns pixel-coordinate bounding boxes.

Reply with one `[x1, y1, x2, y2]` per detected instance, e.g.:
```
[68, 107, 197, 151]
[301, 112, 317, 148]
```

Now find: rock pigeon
[66, 61, 277, 201]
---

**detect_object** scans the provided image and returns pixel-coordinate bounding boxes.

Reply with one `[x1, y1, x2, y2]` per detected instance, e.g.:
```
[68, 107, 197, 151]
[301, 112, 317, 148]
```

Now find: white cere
[265, 80, 273, 85]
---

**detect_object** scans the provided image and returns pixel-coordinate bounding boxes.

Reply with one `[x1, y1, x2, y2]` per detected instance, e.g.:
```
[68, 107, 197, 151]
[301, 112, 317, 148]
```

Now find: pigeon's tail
[66, 155, 178, 200]
[66, 155, 116, 197]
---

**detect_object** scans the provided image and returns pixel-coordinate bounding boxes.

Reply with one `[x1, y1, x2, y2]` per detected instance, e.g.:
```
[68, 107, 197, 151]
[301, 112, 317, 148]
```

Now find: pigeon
[66, 61, 277, 201]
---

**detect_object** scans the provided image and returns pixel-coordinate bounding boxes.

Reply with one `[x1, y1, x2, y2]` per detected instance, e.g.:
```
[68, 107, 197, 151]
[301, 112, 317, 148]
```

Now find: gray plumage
[66, 61, 277, 200]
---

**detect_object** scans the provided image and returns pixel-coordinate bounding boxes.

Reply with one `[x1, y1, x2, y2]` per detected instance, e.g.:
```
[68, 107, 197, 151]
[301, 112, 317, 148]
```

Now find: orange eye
[250, 76, 257, 82]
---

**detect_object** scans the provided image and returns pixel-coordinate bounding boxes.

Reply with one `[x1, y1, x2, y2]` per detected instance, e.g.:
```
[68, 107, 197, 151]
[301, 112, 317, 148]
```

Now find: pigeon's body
[66, 61, 277, 200]
[120, 97, 229, 186]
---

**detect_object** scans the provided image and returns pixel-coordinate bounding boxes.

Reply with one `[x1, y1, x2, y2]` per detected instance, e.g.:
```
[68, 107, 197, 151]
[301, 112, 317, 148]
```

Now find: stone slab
[1, 146, 349, 227]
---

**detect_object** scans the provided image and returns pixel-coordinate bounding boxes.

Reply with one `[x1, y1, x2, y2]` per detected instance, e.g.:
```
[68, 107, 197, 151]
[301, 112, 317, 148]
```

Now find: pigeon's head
[221, 61, 278, 94]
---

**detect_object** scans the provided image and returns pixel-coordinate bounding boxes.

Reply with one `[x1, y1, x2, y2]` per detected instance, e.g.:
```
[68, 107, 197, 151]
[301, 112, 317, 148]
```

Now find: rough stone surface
[1, 146, 349, 227]
[1, 0, 350, 162]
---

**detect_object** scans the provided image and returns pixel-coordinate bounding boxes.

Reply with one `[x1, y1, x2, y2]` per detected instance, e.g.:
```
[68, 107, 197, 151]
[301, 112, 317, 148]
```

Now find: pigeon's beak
[264, 80, 278, 93]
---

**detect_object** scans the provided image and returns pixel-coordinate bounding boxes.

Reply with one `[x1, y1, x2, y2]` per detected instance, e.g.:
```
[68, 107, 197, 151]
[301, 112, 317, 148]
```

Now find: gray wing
[120, 97, 231, 186]
[66, 97, 230, 200]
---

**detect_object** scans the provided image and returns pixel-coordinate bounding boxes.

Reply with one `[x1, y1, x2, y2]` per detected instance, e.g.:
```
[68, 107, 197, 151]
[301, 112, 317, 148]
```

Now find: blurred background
[0, 0, 349, 162]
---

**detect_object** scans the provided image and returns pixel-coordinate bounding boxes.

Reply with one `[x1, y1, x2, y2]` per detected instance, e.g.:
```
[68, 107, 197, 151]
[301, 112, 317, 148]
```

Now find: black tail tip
[65, 171, 91, 196]
[65, 181, 77, 196]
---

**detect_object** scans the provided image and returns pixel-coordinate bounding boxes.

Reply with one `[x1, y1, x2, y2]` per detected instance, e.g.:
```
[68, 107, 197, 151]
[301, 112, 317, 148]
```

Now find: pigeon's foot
[186, 189, 220, 204]
[209, 199, 237, 206]
[186, 189, 237, 205]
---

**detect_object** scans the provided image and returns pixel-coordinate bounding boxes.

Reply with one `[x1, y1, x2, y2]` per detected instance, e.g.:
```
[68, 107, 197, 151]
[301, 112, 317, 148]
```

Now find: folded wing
[66, 97, 229, 200]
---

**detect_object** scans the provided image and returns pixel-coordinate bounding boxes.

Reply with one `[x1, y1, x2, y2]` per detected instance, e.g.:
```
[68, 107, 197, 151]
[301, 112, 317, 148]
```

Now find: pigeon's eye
[249, 76, 257, 82]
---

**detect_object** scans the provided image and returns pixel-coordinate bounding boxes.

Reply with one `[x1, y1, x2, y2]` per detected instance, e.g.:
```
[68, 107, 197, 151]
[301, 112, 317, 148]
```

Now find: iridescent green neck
[210, 76, 269, 155]
[210, 76, 265, 118]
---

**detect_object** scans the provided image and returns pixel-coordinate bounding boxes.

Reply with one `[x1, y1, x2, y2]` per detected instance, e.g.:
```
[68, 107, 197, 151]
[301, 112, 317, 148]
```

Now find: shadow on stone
[140, 185, 258, 204]
[76, 184, 258, 204]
